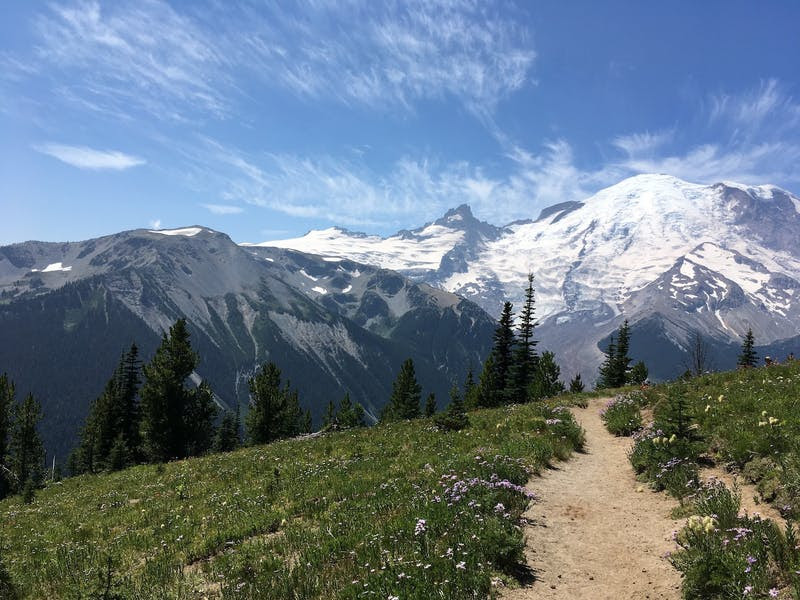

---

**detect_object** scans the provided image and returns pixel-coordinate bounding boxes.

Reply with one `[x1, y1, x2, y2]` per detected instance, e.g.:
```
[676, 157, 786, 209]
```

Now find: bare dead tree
[683, 329, 715, 376]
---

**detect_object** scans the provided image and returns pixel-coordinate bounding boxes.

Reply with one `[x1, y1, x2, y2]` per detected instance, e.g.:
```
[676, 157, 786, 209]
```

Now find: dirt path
[502, 397, 682, 600]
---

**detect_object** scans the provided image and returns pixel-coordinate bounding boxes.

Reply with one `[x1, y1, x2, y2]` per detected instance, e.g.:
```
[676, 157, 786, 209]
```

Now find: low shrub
[629, 426, 699, 500]
[600, 395, 642, 436]
[671, 479, 800, 599]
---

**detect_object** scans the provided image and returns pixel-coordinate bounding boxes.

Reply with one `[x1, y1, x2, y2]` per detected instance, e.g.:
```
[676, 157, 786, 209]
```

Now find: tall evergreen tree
[351, 403, 365, 428]
[323, 399, 337, 427]
[612, 320, 632, 386]
[491, 302, 516, 402]
[213, 410, 241, 453]
[9, 393, 45, 490]
[424, 392, 437, 417]
[510, 274, 539, 402]
[596, 335, 617, 389]
[107, 433, 132, 472]
[381, 358, 422, 421]
[529, 351, 565, 399]
[338, 394, 352, 424]
[119, 343, 142, 460]
[0, 374, 14, 499]
[737, 328, 758, 368]
[337, 393, 366, 428]
[463, 367, 478, 409]
[282, 387, 305, 437]
[568, 373, 585, 393]
[246, 362, 305, 444]
[73, 344, 143, 473]
[475, 354, 499, 408]
[139, 319, 198, 462]
[88, 375, 121, 470]
[184, 381, 218, 457]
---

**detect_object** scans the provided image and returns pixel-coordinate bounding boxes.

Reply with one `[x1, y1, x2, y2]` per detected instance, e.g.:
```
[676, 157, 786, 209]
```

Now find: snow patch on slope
[32, 262, 72, 273]
[149, 227, 204, 237]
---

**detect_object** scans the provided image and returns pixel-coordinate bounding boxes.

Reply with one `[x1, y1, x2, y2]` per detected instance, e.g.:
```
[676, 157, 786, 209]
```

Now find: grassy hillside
[601, 360, 800, 598]
[655, 360, 800, 516]
[0, 401, 584, 599]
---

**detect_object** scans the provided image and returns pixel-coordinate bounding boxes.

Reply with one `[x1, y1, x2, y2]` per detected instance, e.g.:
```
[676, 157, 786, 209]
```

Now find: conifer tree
[282, 387, 305, 437]
[86, 375, 120, 470]
[107, 433, 132, 472]
[491, 302, 516, 402]
[475, 354, 499, 408]
[529, 351, 565, 399]
[323, 399, 337, 427]
[510, 274, 538, 402]
[213, 410, 241, 453]
[434, 383, 469, 431]
[246, 362, 305, 444]
[9, 393, 45, 490]
[351, 403, 366, 428]
[568, 373, 585, 393]
[737, 327, 758, 368]
[74, 344, 143, 473]
[337, 393, 366, 428]
[629, 361, 649, 385]
[119, 343, 142, 459]
[659, 386, 703, 459]
[596, 335, 617, 389]
[612, 320, 632, 386]
[381, 358, 422, 421]
[424, 392, 437, 417]
[0, 374, 14, 500]
[139, 319, 198, 462]
[184, 381, 218, 457]
[338, 394, 352, 424]
[463, 367, 478, 409]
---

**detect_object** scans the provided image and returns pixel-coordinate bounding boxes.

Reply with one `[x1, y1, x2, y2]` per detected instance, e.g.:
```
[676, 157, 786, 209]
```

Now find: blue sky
[2, 1, 800, 245]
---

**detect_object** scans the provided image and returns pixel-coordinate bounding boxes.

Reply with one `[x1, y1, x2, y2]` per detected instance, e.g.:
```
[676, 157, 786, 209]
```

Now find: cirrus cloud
[34, 143, 145, 170]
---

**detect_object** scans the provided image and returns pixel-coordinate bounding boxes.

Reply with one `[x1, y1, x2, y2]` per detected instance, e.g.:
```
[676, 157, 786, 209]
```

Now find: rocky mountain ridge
[259, 174, 800, 381]
[0, 227, 494, 458]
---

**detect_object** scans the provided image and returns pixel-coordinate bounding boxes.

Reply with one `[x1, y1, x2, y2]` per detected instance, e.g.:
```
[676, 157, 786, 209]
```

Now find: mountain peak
[430, 204, 476, 228]
[443, 203, 474, 220]
[427, 204, 505, 241]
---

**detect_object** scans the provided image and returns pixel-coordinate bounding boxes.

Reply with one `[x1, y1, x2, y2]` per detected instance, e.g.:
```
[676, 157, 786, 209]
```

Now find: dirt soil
[502, 397, 683, 600]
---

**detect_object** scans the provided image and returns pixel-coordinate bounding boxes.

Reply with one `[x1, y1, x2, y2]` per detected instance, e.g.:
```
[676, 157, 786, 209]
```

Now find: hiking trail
[502, 397, 682, 599]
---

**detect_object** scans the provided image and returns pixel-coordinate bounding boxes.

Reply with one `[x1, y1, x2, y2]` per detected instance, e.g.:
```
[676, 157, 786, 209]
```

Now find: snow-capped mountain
[257, 174, 800, 382]
[0, 227, 494, 458]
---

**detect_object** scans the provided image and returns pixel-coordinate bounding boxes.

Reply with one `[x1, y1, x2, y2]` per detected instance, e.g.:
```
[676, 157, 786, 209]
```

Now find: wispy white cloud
[612, 130, 673, 156]
[710, 78, 800, 130]
[199, 80, 800, 229]
[614, 81, 800, 185]
[241, 0, 537, 115]
[616, 142, 800, 185]
[34, 143, 145, 170]
[24, 0, 534, 122]
[201, 203, 244, 215]
[181, 137, 617, 228]
[33, 0, 230, 121]
[149, 218, 162, 229]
